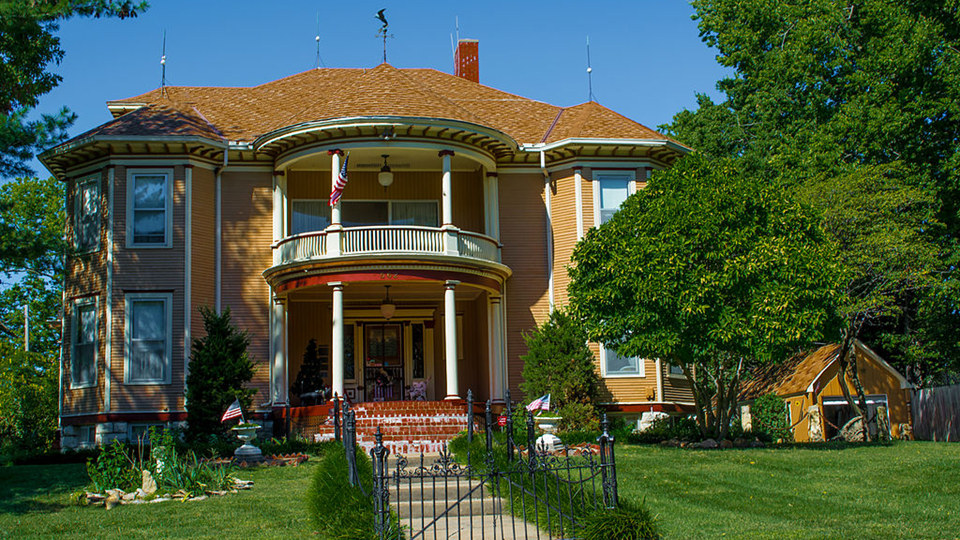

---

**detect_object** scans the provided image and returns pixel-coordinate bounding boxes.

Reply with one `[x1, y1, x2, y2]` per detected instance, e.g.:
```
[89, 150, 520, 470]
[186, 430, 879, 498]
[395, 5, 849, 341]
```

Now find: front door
[364, 323, 404, 401]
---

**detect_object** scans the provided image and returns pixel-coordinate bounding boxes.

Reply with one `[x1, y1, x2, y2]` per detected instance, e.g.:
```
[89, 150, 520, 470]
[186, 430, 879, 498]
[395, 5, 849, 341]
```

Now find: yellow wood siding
[221, 170, 273, 405]
[190, 167, 216, 338]
[111, 165, 187, 413]
[499, 173, 549, 397]
[550, 171, 577, 308]
[62, 168, 109, 415]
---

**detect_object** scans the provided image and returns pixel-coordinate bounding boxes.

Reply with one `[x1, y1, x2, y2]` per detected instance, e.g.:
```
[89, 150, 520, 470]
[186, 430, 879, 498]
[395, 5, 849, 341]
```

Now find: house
[41, 40, 694, 449]
[739, 341, 913, 441]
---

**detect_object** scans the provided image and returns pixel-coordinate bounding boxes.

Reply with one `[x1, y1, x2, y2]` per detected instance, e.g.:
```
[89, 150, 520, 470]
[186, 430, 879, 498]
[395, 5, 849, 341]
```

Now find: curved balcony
[274, 225, 501, 264]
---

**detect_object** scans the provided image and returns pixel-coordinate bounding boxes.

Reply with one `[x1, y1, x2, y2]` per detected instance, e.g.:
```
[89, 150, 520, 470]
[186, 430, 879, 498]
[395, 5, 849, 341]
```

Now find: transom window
[125, 294, 172, 384]
[290, 199, 439, 235]
[75, 177, 100, 251]
[128, 171, 172, 247]
[597, 175, 632, 225]
[72, 299, 97, 387]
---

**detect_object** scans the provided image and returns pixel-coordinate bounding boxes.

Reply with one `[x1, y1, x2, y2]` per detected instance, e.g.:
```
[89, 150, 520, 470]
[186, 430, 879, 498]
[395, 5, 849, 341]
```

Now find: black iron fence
[336, 390, 620, 539]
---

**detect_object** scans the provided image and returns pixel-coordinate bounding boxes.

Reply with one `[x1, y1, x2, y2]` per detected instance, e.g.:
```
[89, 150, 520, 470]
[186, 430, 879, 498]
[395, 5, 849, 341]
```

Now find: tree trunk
[836, 329, 871, 441]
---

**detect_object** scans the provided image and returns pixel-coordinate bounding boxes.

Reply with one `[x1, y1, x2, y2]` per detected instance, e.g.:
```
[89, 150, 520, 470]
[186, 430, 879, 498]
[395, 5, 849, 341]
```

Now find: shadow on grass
[622, 439, 900, 452]
[0, 463, 87, 516]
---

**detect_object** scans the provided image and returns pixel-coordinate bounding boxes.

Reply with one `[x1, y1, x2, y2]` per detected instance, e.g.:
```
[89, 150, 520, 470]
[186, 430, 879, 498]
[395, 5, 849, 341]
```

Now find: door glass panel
[342, 201, 388, 226]
[392, 202, 439, 227]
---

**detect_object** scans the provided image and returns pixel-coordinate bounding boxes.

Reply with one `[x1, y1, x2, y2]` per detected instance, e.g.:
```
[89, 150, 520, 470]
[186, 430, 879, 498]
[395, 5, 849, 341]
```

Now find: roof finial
[586, 35, 595, 102]
[159, 30, 168, 97]
[375, 9, 392, 64]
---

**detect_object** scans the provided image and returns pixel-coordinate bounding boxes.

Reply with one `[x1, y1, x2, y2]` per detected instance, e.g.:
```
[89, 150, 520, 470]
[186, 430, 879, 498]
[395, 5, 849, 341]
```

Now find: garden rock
[105, 494, 120, 510]
[122, 491, 137, 501]
[720, 439, 734, 449]
[733, 438, 747, 448]
[700, 438, 719, 449]
[141, 470, 158, 494]
[749, 439, 765, 448]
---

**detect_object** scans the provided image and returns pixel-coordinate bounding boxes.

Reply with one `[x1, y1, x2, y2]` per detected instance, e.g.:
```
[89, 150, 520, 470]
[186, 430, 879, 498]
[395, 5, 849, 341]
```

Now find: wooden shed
[739, 341, 914, 441]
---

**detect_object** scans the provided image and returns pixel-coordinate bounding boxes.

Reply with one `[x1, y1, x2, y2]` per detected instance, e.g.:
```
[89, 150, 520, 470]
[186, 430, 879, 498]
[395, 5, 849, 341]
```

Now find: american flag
[221, 399, 244, 422]
[328, 153, 349, 207]
[526, 394, 551, 413]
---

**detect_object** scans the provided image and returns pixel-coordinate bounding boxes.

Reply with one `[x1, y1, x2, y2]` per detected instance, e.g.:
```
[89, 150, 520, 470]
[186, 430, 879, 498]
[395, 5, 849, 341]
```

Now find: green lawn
[619, 441, 960, 540]
[1, 442, 957, 539]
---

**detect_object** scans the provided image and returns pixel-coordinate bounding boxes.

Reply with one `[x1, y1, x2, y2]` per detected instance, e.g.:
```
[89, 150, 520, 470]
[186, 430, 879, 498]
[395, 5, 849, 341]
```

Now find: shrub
[520, 309, 601, 428]
[751, 393, 792, 442]
[558, 402, 601, 433]
[627, 416, 700, 444]
[579, 500, 660, 540]
[185, 306, 256, 444]
[86, 441, 140, 493]
[0, 346, 58, 458]
[306, 441, 402, 539]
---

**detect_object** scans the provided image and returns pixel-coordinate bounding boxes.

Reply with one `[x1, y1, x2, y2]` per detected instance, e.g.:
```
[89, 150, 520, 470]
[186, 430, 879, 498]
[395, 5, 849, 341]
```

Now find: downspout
[215, 150, 227, 313]
[541, 150, 554, 313]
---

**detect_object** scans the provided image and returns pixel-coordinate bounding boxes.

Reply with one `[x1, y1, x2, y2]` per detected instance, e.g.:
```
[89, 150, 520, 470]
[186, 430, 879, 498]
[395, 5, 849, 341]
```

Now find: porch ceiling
[287, 146, 480, 172]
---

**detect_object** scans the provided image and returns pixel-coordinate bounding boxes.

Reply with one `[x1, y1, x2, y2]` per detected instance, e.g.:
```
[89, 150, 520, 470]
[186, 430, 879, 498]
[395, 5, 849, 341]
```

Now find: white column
[329, 150, 342, 227]
[330, 282, 345, 399]
[489, 295, 505, 402]
[272, 172, 284, 265]
[271, 295, 287, 405]
[440, 150, 454, 227]
[484, 171, 500, 241]
[444, 280, 460, 400]
[574, 168, 584, 241]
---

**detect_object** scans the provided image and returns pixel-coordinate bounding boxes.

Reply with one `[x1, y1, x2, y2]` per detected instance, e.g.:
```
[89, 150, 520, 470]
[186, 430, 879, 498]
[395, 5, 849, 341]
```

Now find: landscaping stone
[700, 438, 719, 449]
[749, 439, 765, 448]
[733, 437, 747, 448]
[122, 491, 136, 501]
[141, 469, 157, 494]
[105, 494, 120, 510]
[720, 439, 734, 449]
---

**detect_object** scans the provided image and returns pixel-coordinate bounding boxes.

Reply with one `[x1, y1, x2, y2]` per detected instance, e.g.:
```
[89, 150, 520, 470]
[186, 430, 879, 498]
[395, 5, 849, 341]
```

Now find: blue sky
[28, 0, 730, 177]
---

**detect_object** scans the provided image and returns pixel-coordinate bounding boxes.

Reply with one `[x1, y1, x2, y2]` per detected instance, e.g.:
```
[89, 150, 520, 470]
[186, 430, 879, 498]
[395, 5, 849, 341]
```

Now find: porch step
[313, 400, 475, 453]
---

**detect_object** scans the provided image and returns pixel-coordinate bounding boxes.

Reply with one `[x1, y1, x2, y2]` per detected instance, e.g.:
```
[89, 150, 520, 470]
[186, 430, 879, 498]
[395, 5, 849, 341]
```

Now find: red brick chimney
[455, 39, 479, 83]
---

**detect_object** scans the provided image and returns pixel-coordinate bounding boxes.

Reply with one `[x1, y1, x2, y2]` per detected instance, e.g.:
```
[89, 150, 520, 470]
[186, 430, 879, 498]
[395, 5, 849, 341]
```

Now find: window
[75, 177, 100, 251]
[125, 294, 172, 384]
[597, 175, 632, 225]
[668, 363, 685, 377]
[291, 200, 331, 235]
[128, 171, 172, 247]
[601, 344, 643, 377]
[290, 199, 439, 233]
[72, 299, 97, 388]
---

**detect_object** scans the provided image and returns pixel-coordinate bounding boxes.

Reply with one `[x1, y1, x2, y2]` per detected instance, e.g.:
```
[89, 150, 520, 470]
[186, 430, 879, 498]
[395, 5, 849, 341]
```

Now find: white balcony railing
[272, 226, 501, 267]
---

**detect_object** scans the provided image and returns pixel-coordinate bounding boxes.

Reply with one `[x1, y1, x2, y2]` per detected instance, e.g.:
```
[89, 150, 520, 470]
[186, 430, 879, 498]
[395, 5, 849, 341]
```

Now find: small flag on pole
[526, 394, 551, 413]
[328, 153, 349, 207]
[221, 399, 243, 422]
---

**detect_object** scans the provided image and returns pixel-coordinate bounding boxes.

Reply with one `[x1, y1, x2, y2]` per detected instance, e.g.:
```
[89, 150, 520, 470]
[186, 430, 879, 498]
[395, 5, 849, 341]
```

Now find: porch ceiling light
[380, 285, 396, 319]
[378, 154, 394, 189]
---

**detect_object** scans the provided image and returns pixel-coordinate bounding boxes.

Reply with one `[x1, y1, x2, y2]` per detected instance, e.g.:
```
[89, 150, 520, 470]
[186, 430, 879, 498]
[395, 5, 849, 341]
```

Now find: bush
[579, 500, 660, 540]
[0, 346, 58, 458]
[558, 402, 601, 433]
[86, 441, 140, 493]
[520, 309, 601, 428]
[627, 416, 700, 444]
[185, 306, 257, 444]
[306, 441, 401, 539]
[751, 393, 792, 442]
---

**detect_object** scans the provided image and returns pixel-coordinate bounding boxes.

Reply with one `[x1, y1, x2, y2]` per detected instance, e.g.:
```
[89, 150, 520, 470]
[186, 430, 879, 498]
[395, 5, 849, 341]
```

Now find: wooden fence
[912, 384, 960, 442]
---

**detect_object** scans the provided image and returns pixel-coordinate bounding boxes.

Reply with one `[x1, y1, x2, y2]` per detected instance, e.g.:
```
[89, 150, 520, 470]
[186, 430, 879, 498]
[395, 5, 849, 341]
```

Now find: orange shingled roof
[103, 64, 671, 145]
[74, 101, 226, 141]
[740, 344, 841, 401]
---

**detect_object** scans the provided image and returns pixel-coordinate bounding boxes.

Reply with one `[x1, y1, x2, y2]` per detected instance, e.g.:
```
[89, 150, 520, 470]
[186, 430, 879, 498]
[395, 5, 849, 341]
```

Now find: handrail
[271, 225, 502, 266]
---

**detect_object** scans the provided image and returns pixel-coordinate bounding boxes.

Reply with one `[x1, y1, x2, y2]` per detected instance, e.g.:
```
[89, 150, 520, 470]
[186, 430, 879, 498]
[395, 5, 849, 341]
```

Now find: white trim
[599, 343, 645, 378]
[821, 394, 889, 406]
[666, 363, 686, 379]
[57, 158, 217, 180]
[655, 358, 664, 402]
[183, 167, 192, 401]
[543, 160, 554, 312]
[594, 172, 636, 227]
[105, 167, 114, 411]
[215, 168, 222, 312]
[70, 297, 99, 389]
[277, 139, 498, 173]
[126, 168, 174, 249]
[74, 175, 101, 253]
[574, 168, 584, 241]
[59, 409, 188, 418]
[520, 137, 690, 154]
[123, 293, 174, 385]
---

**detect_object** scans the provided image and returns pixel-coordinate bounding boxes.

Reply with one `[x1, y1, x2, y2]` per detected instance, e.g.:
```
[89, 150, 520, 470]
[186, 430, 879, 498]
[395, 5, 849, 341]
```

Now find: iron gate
[338, 390, 620, 539]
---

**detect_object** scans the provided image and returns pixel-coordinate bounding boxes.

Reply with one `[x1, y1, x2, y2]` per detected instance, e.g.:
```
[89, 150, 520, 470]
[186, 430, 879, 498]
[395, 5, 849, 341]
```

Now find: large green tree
[0, 0, 147, 178]
[664, 0, 960, 385]
[568, 155, 841, 440]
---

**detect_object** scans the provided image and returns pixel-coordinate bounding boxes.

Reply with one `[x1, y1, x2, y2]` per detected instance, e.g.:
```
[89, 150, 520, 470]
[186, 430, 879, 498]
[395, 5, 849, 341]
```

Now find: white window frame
[592, 172, 636, 227]
[75, 176, 100, 252]
[666, 363, 686, 379]
[600, 343, 645, 378]
[126, 169, 173, 248]
[71, 297, 98, 389]
[124, 293, 173, 385]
